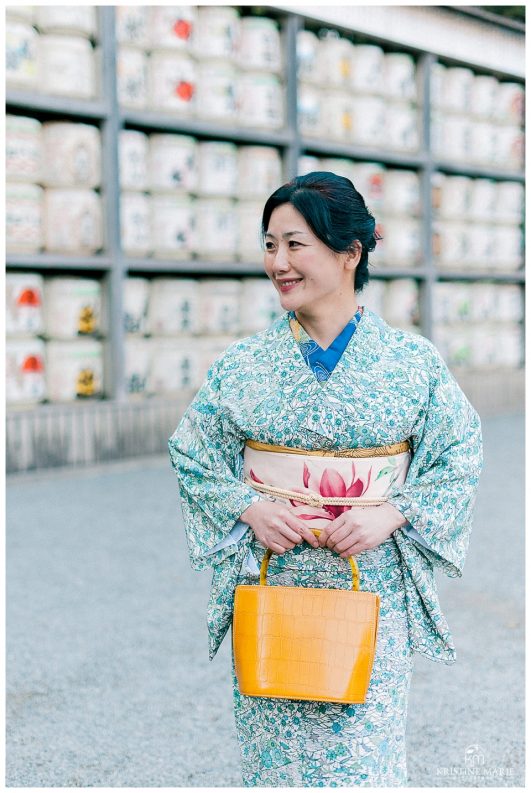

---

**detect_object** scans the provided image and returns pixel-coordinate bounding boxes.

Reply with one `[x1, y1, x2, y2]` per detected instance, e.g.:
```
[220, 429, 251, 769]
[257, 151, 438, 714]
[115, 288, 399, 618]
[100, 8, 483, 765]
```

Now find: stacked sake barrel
[297, 31, 420, 152]
[6, 115, 103, 256]
[119, 131, 282, 262]
[6, 274, 105, 405]
[298, 157, 423, 269]
[123, 276, 283, 397]
[432, 283, 523, 369]
[6, 6, 99, 98]
[432, 173, 524, 272]
[115, 7, 284, 127]
[430, 64, 524, 171]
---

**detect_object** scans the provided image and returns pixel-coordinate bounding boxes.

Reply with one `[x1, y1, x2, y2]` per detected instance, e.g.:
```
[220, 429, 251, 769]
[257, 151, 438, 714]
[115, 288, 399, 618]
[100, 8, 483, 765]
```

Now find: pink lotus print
[249, 462, 373, 522]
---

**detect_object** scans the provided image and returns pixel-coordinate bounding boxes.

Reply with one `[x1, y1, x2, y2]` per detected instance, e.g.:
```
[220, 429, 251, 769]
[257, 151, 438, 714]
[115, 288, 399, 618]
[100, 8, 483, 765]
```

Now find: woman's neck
[294, 298, 361, 350]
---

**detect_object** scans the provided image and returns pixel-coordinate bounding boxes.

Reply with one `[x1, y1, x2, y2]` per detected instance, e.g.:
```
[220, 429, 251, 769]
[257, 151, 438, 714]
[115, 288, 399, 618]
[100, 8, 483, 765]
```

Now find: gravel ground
[6, 413, 524, 787]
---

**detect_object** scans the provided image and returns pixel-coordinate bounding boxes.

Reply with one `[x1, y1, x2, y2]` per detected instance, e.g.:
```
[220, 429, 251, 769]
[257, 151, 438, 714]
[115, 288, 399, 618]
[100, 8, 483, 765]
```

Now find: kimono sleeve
[168, 355, 260, 571]
[385, 341, 483, 578]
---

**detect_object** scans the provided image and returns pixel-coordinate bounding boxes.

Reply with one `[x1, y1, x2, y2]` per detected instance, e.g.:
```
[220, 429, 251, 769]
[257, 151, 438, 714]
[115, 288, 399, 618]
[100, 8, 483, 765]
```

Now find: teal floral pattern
[168, 307, 483, 786]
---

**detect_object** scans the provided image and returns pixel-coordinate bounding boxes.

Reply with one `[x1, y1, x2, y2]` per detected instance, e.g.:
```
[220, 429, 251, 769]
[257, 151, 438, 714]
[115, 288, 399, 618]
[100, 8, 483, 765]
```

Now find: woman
[168, 172, 483, 786]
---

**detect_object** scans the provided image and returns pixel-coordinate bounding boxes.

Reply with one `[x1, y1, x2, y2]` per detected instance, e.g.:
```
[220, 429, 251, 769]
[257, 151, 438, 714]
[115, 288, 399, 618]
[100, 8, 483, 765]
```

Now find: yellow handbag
[232, 529, 380, 704]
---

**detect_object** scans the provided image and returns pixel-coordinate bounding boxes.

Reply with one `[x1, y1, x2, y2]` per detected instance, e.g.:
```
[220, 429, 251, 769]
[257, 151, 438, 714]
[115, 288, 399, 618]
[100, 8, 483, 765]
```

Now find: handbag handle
[259, 528, 360, 591]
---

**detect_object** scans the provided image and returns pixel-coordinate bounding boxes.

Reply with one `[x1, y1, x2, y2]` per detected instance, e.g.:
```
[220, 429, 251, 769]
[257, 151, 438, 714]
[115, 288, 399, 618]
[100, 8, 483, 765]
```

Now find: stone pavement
[6, 413, 524, 787]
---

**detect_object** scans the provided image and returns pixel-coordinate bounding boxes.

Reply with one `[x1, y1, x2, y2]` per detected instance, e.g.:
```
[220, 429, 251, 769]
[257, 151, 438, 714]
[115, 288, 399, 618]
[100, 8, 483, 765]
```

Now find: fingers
[285, 516, 319, 548]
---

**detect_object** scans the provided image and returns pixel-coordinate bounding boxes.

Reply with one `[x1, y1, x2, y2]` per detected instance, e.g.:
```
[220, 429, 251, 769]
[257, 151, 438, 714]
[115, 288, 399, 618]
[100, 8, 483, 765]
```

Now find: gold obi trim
[244, 438, 411, 458]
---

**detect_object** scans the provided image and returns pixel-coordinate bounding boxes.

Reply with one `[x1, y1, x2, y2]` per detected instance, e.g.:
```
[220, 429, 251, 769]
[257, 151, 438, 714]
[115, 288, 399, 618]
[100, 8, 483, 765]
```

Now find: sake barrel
[468, 178, 498, 222]
[120, 192, 151, 256]
[124, 337, 151, 397]
[35, 7, 97, 37]
[238, 71, 284, 129]
[236, 200, 264, 262]
[39, 35, 96, 98]
[492, 125, 524, 171]
[6, 182, 43, 253]
[46, 339, 103, 401]
[6, 21, 39, 89]
[195, 336, 238, 386]
[385, 101, 419, 152]
[298, 155, 321, 175]
[150, 6, 195, 49]
[149, 50, 196, 113]
[431, 173, 472, 219]
[383, 169, 421, 217]
[198, 279, 241, 335]
[320, 90, 354, 142]
[319, 34, 354, 88]
[492, 225, 523, 271]
[6, 5, 34, 23]
[238, 16, 282, 73]
[430, 62, 446, 109]
[117, 46, 148, 108]
[119, 130, 149, 190]
[350, 44, 385, 93]
[371, 217, 386, 264]
[237, 146, 282, 200]
[465, 223, 496, 268]
[124, 277, 150, 335]
[468, 121, 496, 165]
[440, 66, 474, 112]
[435, 114, 469, 161]
[350, 162, 385, 212]
[320, 158, 357, 185]
[470, 74, 499, 120]
[193, 5, 240, 61]
[240, 278, 282, 333]
[429, 110, 444, 157]
[195, 60, 238, 123]
[382, 52, 417, 101]
[496, 181, 525, 224]
[467, 283, 493, 323]
[495, 288, 523, 325]
[6, 273, 44, 336]
[197, 141, 238, 196]
[382, 279, 420, 327]
[432, 220, 468, 269]
[357, 279, 385, 316]
[296, 29, 321, 85]
[194, 198, 238, 261]
[43, 188, 103, 254]
[148, 134, 197, 193]
[41, 122, 101, 188]
[150, 193, 195, 260]
[470, 323, 497, 368]
[115, 6, 150, 47]
[351, 96, 386, 147]
[297, 83, 322, 137]
[43, 277, 102, 338]
[383, 218, 422, 266]
[494, 82, 525, 126]
[147, 278, 200, 336]
[6, 115, 43, 183]
[495, 324, 523, 368]
[432, 282, 457, 324]
[149, 338, 200, 393]
[6, 339, 47, 405]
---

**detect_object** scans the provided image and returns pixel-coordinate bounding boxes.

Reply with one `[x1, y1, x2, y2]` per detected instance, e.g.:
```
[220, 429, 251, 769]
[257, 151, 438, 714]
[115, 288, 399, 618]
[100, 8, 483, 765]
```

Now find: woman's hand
[239, 500, 320, 554]
[318, 503, 409, 557]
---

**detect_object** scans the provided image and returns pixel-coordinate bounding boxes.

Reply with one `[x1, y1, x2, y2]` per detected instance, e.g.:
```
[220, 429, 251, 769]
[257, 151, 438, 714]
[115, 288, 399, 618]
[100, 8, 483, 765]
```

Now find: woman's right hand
[239, 499, 319, 554]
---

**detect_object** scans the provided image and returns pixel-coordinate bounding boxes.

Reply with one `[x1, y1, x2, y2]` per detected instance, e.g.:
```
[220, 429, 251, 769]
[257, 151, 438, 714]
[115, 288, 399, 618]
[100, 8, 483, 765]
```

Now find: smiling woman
[168, 171, 483, 787]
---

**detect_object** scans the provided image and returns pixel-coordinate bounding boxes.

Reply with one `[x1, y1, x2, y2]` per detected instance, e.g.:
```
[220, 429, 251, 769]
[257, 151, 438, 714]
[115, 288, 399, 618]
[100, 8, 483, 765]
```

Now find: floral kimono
[168, 306, 483, 786]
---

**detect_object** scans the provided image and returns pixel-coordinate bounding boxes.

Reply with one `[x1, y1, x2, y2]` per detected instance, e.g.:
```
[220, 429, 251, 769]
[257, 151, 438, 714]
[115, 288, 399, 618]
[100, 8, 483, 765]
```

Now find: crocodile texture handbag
[232, 529, 380, 704]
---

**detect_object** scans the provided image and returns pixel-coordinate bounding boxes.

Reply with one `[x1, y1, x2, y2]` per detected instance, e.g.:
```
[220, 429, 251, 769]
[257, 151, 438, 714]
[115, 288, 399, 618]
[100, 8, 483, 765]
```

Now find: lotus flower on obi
[249, 462, 374, 522]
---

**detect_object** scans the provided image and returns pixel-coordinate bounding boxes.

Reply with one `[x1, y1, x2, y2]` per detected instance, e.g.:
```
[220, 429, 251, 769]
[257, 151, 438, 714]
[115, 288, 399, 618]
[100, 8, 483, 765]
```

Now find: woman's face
[263, 202, 360, 314]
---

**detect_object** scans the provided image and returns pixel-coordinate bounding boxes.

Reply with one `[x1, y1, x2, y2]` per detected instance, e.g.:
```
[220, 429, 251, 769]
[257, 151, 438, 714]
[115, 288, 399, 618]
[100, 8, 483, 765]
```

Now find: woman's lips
[278, 279, 303, 293]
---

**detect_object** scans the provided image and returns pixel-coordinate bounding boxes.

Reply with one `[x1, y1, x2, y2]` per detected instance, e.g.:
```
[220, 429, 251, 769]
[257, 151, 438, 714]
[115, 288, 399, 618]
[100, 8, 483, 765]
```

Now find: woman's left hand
[317, 503, 409, 557]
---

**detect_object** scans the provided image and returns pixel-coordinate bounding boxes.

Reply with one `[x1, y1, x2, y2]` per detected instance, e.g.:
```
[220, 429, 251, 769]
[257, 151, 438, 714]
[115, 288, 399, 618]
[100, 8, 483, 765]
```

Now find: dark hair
[261, 171, 382, 293]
